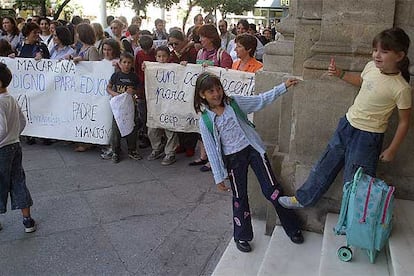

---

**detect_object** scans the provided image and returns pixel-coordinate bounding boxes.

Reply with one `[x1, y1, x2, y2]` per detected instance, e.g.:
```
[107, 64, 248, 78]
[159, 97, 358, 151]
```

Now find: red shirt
[169, 46, 198, 64]
[135, 48, 156, 85]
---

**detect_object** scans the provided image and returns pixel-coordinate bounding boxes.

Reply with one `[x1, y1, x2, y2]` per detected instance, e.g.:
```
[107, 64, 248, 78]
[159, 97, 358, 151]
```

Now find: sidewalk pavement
[0, 141, 233, 275]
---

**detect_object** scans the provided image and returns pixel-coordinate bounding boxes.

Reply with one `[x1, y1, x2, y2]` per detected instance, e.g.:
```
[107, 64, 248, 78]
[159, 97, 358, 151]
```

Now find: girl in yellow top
[279, 27, 412, 208]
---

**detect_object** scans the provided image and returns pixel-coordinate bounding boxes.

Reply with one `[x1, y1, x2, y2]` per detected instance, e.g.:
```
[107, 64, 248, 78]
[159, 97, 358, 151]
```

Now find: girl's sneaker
[161, 155, 176, 166]
[278, 196, 304, 209]
[23, 217, 36, 233]
[100, 149, 113, 160]
[112, 153, 120, 163]
[128, 150, 142, 160]
[147, 150, 164, 161]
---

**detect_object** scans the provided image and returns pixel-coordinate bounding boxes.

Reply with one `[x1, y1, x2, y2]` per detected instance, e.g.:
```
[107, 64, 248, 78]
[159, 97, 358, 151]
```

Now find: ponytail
[399, 56, 410, 83]
[373, 27, 411, 82]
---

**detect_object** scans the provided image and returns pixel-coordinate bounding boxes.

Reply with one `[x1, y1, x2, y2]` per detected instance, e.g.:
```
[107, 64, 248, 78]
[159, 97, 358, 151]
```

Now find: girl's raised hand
[328, 57, 340, 77]
[285, 78, 299, 88]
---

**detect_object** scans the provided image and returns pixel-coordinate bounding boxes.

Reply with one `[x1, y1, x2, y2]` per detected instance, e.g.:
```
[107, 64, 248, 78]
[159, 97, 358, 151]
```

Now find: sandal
[188, 158, 208, 166]
[200, 163, 212, 172]
[74, 144, 92, 152]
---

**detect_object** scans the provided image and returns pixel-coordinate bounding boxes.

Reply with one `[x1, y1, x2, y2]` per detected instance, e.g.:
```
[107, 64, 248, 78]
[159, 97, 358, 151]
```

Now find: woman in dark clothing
[16, 22, 50, 59]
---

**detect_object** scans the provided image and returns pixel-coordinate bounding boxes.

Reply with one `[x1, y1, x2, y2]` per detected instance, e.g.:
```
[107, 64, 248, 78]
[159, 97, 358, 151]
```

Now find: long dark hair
[198, 24, 221, 50]
[102, 38, 121, 58]
[55, 26, 73, 46]
[373, 27, 411, 82]
[194, 72, 230, 113]
[2, 17, 20, 36]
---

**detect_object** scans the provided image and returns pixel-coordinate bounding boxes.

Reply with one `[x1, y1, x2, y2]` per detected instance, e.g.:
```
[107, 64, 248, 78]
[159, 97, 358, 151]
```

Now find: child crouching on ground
[0, 62, 36, 233]
[106, 52, 142, 163]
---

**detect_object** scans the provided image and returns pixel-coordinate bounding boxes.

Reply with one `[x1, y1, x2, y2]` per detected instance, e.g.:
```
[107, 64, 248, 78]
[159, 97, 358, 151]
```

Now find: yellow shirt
[346, 61, 412, 133]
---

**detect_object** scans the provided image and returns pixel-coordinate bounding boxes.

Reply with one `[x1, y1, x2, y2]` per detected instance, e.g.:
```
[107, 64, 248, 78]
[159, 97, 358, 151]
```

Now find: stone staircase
[212, 199, 414, 276]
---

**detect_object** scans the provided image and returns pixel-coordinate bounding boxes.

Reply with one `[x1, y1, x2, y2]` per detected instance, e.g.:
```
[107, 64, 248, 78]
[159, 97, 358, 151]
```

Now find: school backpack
[201, 98, 255, 135]
[334, 167, 395, 263]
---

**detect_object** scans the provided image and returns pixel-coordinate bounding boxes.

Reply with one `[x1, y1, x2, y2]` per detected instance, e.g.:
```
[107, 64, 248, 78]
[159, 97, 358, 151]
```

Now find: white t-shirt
[0, 92, 26, 148]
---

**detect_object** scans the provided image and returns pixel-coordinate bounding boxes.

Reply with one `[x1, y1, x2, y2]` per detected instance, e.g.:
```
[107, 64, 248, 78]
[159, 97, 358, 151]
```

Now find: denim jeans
[296, 117, 384, 207]
[0, 142, 33, 213]
[225, 145, 301, 241]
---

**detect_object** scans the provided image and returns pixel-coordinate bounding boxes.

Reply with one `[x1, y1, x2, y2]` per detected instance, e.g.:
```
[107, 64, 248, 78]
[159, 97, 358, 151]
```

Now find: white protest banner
[205, 66, 255, 96]
[144, 62, 255, 133]
[145, 62, 203, 133]
[110, 93, 135, 137]
[1, 57, 114, 144]
[153, 40, 168, 48]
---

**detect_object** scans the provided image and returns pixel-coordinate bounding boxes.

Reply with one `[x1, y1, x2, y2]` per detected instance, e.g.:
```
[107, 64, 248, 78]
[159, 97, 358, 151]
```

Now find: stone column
[257, 0, 299, 234]
[263, 0, 297, 72]
[292, 0, 322, 76]
[98, 0, 107, 27]
[303, 0, 396, 78]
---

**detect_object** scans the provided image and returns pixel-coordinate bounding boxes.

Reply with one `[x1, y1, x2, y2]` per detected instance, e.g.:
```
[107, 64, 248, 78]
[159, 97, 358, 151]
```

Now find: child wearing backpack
[0, 63, 36, 233]
[278, 27, 412, 209]
[195, 72, 303, 253]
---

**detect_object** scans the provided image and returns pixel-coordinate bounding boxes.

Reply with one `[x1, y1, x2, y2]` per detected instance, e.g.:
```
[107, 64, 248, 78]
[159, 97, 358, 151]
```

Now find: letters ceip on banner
[144, 62, 255, 133]
[2, 57, 114, 144]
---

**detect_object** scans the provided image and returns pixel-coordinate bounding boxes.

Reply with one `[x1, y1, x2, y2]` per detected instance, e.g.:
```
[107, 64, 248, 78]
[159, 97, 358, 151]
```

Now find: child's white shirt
[0, 92, 26, 148]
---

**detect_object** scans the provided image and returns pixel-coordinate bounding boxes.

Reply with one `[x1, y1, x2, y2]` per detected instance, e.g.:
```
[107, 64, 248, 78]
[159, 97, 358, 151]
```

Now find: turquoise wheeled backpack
[334, 167, 395, 263]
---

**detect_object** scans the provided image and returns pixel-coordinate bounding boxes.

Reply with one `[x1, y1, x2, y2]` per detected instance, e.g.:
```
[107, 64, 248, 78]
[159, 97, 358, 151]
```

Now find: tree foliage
[107, 0, 180, 16]
[107, 0, 257, 24]
[14, 0, 72, 19]
[215, 0, 258, 16]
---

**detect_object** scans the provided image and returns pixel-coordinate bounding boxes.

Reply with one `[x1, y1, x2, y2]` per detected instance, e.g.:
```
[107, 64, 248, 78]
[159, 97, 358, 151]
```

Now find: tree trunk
[40, 0, 47, 16]
[182, 0, 199, 33]
[54, 0, 72, 20]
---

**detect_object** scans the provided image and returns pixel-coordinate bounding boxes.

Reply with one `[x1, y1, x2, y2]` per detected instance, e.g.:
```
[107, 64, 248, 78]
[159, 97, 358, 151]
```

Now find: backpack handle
[351, 167, 364, 193]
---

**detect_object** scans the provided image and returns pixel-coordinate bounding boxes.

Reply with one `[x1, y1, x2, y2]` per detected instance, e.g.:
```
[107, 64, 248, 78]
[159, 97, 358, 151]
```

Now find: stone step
[319, 213, 389, 276]
[257, 226, 323, 276]
[387, 199, 414, 276]
[211, 219, 271, 276]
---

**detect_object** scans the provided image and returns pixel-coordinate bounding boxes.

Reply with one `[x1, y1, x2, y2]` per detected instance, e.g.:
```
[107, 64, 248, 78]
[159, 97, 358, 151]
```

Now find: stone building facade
[250, 0, 414, 233]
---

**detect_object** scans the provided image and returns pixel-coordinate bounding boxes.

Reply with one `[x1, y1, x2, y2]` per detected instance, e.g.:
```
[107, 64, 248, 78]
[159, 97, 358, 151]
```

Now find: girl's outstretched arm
[380, 108, 411, 162]
[328, 59, 362, 87]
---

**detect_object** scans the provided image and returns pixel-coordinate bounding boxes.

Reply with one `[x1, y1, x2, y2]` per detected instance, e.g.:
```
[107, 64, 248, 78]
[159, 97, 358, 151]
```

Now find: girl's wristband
[339, 70, 346, 79]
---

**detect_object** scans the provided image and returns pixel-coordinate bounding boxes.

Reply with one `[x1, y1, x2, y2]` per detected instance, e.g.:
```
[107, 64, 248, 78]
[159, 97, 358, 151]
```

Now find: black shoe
[289, 230, 304, 244]
[42, 138, 53, 145]
[235, 240, 252, 252]
[112, 153, 120, 163]
[26, 137, 36, 145]
[189, 158, 208, 166]
[23, 217, 36, 233]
